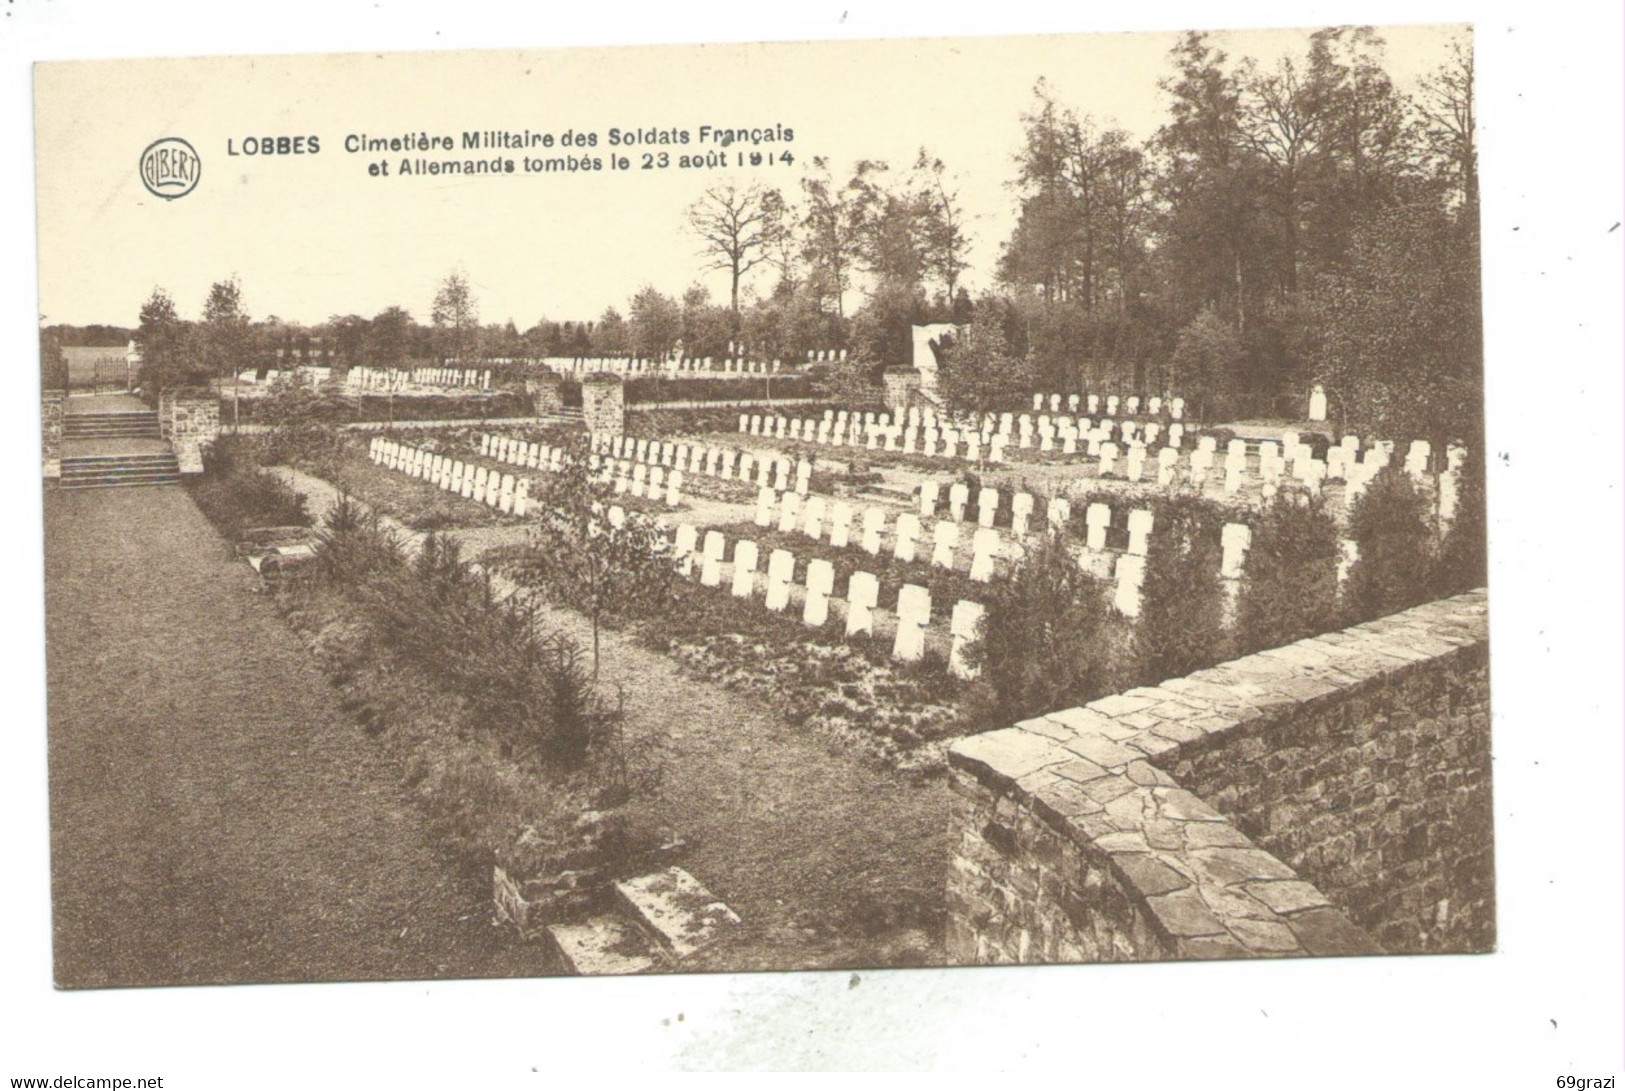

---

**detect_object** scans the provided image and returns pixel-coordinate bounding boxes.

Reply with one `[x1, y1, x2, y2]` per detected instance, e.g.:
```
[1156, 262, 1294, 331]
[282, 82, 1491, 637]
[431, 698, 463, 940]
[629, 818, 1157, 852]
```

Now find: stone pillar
[162, 395, 221, 474]
[581, 372, 625, 438]
[42, 391, 63, 479]
[526, 370, 563, 417]
[882, 369, 921, 415]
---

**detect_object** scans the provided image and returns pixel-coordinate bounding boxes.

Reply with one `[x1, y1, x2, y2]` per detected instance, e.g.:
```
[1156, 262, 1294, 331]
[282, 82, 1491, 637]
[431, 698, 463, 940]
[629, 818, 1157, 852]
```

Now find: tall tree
[1414, 33, 1477, 212]
[1001, 82, 1150, 313]
[685, 182, 786, 317]
[326, 314, 371, 368]
[626, 286, 683, 360]
[1152, 32, 1261, 332]
[135, 287, 191, 393]
[798, 158, 869, 318]
[199, 277, 251, 382]
[431, 270, 480, 364]
[1304, 202, 1481, 446]
[1299, 27, 1415, 271]
[912, 150, 971, 303]
[367, 306, 416, 368]
[1238, 54, 1328, 298]
[592, 307, 629, 356]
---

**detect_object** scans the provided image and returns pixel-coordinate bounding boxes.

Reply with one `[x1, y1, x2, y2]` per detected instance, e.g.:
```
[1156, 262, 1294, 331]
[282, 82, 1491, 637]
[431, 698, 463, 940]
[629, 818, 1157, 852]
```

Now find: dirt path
[45, 485, 559, 987]
[278, 466, 953, 970]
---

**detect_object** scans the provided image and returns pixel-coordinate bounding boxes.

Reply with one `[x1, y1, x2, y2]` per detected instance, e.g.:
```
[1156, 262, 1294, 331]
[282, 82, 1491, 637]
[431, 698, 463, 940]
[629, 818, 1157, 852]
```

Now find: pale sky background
[35, 25, 1464, 331]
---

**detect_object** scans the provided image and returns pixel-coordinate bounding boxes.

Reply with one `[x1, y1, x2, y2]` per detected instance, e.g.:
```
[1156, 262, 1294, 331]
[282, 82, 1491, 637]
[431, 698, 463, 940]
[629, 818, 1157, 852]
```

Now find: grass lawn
[45, 485, 562, 986]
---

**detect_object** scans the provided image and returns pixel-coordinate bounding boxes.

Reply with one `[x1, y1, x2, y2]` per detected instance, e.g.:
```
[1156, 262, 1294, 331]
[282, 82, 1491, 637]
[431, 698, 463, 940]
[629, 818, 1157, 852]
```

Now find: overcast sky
[35, 24, 1463, 331]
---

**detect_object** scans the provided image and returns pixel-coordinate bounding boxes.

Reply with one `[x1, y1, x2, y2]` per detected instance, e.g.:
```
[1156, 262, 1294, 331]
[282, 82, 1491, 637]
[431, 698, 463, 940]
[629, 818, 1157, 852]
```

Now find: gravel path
[278, 467, 953, 970]
[45, 485, 558, 987]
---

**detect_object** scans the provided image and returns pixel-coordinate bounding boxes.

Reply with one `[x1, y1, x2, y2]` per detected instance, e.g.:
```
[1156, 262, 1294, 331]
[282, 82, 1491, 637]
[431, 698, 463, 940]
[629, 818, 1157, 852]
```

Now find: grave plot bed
[662, 471, 754, 506]
[488, 538, 971, 773]
[324, 435, 524, 530]
[710, 519, 998, 610]
[645, 582, 971, 772]
[619, 439, 883, 501]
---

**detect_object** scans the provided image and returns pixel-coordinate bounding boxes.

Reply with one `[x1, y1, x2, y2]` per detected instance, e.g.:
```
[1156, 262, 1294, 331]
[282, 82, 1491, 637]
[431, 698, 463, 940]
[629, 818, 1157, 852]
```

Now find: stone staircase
[59, 452, 182, 490]
[62, 409, 163, 441]
[543, 867, 741, 975]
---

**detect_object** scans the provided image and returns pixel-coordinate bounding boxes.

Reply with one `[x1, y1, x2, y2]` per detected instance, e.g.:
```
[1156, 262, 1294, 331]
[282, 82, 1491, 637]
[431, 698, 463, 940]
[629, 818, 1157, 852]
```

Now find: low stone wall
[581, 374, 625, 438]
[42, 391, 63, 478]
[946, 590, 1491, 964]
[160, 395, 220, 474]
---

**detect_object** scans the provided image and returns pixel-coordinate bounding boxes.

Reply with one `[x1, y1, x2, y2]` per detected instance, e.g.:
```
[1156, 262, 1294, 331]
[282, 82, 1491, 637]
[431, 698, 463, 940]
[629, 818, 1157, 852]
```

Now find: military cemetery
[39, 25, 1492, 987]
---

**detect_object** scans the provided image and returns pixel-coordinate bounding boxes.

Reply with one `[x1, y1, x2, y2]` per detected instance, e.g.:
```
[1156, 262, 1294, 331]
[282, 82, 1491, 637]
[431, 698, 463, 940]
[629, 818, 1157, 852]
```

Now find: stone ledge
[948, 590, 1488, 961]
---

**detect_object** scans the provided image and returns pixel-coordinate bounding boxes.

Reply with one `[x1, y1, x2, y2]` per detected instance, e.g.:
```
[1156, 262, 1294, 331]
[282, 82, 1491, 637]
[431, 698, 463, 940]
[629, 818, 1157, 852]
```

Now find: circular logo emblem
[139, 137, 201, 200]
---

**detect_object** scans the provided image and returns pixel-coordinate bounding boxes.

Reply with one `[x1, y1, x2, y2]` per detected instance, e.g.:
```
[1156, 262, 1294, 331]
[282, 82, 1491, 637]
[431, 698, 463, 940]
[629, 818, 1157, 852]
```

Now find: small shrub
[313, 493, 406, 588]
[1431, 449, 1487, 597]
[967, 530, 1115, 724]
[1135, 492, 1229, 685]
[1346, 464, 1436, 622]
[1236, 487, 1342, 656]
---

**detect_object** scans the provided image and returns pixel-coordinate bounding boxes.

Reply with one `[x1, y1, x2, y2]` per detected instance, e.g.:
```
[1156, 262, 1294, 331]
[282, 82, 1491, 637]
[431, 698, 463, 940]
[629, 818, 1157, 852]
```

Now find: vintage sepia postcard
[36, 25, 1491, 991]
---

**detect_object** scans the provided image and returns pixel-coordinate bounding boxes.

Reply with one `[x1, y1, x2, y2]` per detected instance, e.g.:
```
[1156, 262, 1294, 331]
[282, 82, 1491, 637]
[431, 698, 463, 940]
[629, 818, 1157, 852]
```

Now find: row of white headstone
[597, 457, 684, 506]
[742, 409, 1190, 464]
[755, 475, 1366, 620]
[753, 488, 1011, 583]
[667, 523, 983, 678]
[235, 366, 331, 387]
[479, 432, 687, 507]
[407, 367, 495, 389]
[540, 356, 788, 376]
[920, 481, 1154, 543]
[370, 437, 530, 515]
[593, 432, 811, 497]
[1032, 392, 1186, 419]
[347, 366, 492, 393]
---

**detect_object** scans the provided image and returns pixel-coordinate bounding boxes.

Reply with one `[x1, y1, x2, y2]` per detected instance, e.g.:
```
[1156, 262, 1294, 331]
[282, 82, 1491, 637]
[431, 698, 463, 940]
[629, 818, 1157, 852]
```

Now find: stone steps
[612, 867, 742, 962]
[63, 412, 163, 440]
[544, 915, 662, 976]
[542, 866, 740, 975]
[59, 453, 182, 490]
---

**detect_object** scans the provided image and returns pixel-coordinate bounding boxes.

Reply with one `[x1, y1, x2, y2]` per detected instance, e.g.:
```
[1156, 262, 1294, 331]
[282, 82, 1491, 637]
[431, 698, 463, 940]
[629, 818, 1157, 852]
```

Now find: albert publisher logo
[139, 137, 201, 200]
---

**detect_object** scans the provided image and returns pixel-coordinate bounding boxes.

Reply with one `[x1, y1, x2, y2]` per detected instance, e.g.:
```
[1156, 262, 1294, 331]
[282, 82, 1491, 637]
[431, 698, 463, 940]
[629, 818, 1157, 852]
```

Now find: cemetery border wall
[945, 589, 1491, 964]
